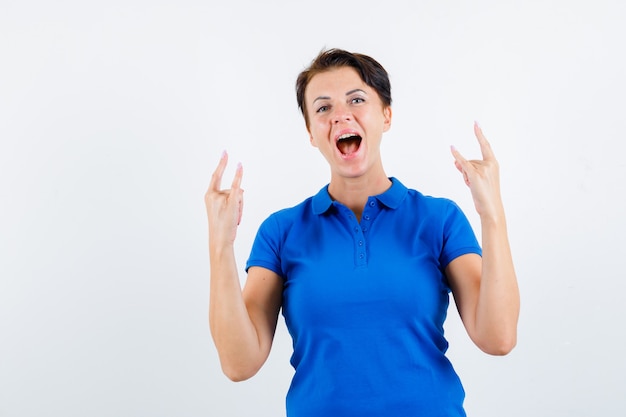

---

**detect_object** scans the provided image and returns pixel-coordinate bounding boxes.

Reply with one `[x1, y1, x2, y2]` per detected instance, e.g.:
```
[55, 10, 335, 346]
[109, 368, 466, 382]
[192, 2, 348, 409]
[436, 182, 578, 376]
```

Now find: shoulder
[262, 182, 330, 226]
[391, 179, 470, 231]
[267, 195, 314, 222]
[257, 194, 316, 238]
[402, 184, 461, 216]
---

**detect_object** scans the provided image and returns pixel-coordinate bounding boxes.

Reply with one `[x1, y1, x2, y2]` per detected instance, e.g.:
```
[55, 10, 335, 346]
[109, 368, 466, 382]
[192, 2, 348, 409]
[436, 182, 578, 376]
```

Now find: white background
[2, 0, 625, 416]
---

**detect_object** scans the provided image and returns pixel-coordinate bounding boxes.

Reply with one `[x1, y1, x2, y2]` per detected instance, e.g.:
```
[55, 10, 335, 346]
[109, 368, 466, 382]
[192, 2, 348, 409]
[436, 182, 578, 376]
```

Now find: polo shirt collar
[376, 177, 407, 209]
[311, 177, 408, 215]
[311, 185, 333, 215]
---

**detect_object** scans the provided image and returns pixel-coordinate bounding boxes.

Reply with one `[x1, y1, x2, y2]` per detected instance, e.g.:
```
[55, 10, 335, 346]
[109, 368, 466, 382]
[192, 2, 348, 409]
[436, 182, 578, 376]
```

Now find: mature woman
[205, 48, 519, 416]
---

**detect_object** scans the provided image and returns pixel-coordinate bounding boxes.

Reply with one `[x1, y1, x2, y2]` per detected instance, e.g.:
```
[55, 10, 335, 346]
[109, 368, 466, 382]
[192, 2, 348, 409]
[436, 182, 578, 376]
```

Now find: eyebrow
[346, 88, 367, 96]
[312, 89, 368, 104]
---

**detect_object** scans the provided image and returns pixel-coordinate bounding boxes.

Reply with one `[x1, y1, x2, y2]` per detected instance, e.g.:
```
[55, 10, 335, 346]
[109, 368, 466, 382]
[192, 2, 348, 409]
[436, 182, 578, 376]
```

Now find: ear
[308, 128, 318, 148]
[382, 106, 392, 132]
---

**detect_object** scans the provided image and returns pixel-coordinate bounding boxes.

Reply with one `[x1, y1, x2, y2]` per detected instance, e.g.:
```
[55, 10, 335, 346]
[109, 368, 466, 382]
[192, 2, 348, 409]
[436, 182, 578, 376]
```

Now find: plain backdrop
[1, 0, 625, 416]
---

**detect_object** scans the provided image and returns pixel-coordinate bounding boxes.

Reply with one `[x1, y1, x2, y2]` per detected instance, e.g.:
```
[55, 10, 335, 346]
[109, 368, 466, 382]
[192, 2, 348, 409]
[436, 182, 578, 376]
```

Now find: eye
[316, 104, 330, 113]
[351, 97, 365, 104]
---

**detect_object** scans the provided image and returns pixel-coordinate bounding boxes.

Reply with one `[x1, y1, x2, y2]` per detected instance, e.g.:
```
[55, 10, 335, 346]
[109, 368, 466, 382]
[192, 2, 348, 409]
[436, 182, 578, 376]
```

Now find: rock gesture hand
[204, 151, 244, 247]
[451, 123, 504, 219]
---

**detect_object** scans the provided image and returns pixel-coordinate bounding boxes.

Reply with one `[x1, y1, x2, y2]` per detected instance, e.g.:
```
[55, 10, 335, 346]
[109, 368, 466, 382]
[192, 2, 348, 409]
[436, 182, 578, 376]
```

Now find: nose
[333, 103, 352, 124]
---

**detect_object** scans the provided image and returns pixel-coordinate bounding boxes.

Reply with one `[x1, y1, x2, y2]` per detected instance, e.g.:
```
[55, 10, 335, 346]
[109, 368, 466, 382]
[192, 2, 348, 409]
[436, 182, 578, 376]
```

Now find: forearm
[209, 244, 264, 380]
[474, 208, 520, 354]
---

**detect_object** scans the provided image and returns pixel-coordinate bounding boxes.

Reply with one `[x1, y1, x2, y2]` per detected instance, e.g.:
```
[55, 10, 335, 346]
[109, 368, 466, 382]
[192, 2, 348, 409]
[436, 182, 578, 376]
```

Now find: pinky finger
[450, 145, 470, 169]
[454, 159, 463, 174]
[231, 162, 244, 190]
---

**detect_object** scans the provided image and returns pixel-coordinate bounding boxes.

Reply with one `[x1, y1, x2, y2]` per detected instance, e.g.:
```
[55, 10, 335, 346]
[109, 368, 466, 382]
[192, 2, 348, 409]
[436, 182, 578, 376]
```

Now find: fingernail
[236, 162, 243, 170]
[474, 120, 481, 129]
[221, 150, 227, 159]
[450, 145, 457, 152]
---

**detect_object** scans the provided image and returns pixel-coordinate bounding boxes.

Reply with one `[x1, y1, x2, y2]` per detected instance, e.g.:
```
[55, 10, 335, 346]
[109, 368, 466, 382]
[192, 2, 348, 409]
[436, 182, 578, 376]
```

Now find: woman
[205, 48, 519, 416]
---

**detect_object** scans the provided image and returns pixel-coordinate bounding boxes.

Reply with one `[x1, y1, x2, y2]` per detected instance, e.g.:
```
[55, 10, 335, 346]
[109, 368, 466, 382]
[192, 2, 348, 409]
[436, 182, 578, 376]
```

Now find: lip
[333, 128, 362, 143]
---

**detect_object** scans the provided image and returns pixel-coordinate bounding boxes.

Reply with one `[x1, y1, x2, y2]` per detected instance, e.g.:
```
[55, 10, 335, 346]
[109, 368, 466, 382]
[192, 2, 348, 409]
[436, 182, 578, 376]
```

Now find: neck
[328, 171, 391, 221]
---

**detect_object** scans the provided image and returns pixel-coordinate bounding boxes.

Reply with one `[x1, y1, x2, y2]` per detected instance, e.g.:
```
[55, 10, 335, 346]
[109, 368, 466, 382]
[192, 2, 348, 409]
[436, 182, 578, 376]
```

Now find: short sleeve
[438, 201, 482, 270]
[245, 214, 284, 277]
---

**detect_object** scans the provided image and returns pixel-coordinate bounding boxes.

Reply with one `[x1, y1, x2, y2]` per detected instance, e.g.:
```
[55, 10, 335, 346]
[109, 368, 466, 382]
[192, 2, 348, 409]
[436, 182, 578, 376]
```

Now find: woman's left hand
[451, 122, 503, 219]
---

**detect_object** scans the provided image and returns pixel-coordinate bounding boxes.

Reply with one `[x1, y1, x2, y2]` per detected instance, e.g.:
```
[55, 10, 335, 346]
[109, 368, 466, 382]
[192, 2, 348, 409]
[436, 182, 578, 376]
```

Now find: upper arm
[242, 266, 283, 360]
[445, 253, 482, 341]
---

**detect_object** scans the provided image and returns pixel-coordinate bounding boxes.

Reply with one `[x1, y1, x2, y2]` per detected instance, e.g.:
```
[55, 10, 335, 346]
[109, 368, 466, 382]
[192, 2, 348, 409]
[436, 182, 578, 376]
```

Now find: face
[305, 66, 392, 179]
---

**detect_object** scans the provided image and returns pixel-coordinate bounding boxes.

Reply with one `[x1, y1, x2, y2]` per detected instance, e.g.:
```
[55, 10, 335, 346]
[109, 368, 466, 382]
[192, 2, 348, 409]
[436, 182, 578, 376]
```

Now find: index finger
[209, 150, 228, 192]
[474, 121, 495, 161]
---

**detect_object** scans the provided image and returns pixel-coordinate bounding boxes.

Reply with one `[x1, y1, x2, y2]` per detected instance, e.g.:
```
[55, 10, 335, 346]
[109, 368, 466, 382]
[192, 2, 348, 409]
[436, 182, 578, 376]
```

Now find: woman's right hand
[204, 151, 244, 248]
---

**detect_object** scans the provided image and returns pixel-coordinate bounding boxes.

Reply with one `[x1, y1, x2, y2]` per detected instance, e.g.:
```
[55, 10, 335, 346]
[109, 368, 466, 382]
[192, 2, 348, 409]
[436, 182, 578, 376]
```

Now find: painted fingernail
[221, 150, 227, 159]
[236, 162, 243, 171]
[474, 120, 481, 129]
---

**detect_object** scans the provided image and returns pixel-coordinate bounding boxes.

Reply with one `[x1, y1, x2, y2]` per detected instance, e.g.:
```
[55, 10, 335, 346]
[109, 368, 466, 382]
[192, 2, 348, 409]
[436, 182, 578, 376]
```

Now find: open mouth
[336, 133, 362, 156]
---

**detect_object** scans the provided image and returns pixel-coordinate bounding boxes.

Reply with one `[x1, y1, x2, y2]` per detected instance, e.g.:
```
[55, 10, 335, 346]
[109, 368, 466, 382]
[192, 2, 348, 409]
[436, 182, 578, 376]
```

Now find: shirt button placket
[355, 226, 366, 266]
[355, 198, 377, 267]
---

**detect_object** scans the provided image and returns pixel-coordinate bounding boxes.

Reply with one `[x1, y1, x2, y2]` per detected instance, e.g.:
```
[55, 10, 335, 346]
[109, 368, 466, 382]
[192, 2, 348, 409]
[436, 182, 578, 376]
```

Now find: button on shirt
[246, 177, 482, 417]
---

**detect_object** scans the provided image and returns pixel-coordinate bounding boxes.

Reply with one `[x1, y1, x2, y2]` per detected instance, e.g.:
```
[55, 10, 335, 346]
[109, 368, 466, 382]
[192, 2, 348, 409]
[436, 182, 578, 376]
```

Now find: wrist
[209, 239, 235, 257]
[479, 206, 506, 228]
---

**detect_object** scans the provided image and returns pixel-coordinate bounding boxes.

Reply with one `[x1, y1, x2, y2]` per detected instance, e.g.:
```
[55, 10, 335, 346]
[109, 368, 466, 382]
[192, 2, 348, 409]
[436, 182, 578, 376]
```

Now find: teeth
[338, 133, 358, 140]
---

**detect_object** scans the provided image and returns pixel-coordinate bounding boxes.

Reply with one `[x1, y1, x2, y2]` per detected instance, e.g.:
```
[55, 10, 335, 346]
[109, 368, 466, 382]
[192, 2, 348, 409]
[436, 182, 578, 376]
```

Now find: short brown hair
[296, 48, 392, 128]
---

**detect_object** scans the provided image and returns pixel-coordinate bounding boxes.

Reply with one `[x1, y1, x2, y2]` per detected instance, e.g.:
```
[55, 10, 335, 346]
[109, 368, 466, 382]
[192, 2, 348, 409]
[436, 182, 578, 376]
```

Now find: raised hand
[204, 151, 244, 247]
[450, 122, 504, 219]
[448, 123, 519, 356]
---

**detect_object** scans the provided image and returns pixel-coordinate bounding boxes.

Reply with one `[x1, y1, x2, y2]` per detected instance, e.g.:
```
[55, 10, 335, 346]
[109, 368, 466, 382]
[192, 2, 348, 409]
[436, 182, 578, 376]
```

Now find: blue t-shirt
[246, 177, 482, 417]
